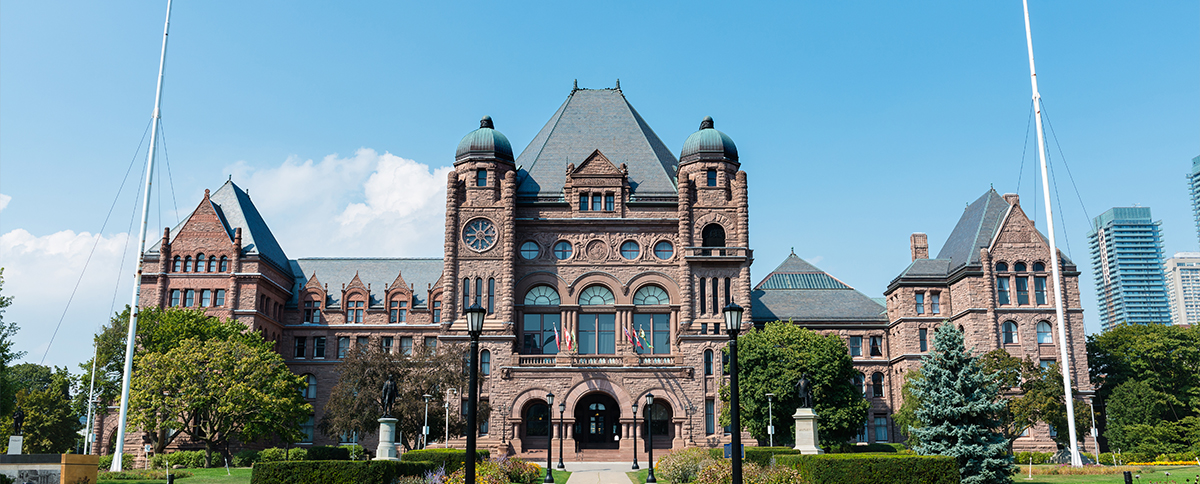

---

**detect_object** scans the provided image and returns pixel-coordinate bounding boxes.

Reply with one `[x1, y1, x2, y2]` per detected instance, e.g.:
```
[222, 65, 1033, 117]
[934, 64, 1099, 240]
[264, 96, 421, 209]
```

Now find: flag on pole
[624, 326, 637, 347]
[553, 324, 561, 351]
[638, 327, 651, 350]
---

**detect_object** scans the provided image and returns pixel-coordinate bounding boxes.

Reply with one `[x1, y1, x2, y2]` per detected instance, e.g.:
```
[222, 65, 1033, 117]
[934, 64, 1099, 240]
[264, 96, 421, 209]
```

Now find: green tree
[1103, 379, 1166, 452]
[893, 369, 923, 447]
[1087, 323, 1199, 452]
[320, 345, 469, 451]
[129, 335, 310, 467]
[0, 268, 26, 419]
[1017, 361, 1091, 449]
[977, 350, 1025, 451]
[718, 321, 868, 448]
[910, 323, 1013, 484]
[0, 365, 82, 454]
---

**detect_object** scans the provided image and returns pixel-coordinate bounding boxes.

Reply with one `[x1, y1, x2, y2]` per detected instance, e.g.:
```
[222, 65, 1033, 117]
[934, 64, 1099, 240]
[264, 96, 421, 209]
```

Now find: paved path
[563, 462, 636, 484]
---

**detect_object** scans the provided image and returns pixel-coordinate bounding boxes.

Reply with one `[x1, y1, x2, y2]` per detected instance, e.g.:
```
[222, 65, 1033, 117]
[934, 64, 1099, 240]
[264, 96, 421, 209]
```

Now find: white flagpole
[112, 0, 172, 471]
[1022, 0, 1082, 467]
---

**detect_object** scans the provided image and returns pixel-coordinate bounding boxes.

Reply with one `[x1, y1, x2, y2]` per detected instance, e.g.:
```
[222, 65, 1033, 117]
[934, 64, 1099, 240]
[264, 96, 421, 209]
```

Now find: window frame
[871, 372, 884, 398]
[931, 293, 940, 314]
[997, 277, 1010, 305]
[869, 335, 883, 356]
[476, 169, 487, 187]
[1002, 321, 1019, 345]
[604, 193, 614, 211]
[314, 337, 326, 359]
[706, 169, 717, 187]
[520, 241, 540, 260]
[215, 289, 226, 307]
[200, 289, 212, 307]
[1036, 321, 1053, 344]
[849, 336, 862, 357]
[653, 241, 673, 260]
[553, 241, 573, 260]
[294, 337, 307, 359]
[919, 328, 928, 352]
[915, 293, 925, 314]
[620, 241, 640, 260]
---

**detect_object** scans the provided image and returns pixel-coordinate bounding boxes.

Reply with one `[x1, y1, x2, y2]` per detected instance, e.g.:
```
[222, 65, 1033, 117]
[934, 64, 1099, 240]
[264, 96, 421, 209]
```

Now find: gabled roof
[935, 188, 1010, 272]
[288, 258, 444, 309]
[515, 88, 679, 199]
[751, 253, 886, 323]
[148, 180, 290, 272]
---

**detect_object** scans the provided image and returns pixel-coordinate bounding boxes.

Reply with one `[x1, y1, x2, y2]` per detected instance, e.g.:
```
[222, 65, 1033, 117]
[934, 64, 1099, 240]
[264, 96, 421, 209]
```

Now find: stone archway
[574, 392, 620, 450]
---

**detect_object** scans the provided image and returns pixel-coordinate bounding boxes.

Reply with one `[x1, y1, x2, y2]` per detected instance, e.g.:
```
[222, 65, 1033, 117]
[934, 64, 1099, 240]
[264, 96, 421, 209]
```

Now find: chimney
[1003, 193, 1019, 206]
[911, 233, 929, 261]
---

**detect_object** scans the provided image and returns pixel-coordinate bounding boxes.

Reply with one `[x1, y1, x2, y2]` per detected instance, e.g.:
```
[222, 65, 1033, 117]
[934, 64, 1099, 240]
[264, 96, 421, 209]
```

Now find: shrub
[744, 446, 802, 467]
[233, 449, 261, 467]
[307, 446, 350, 461]
[658, 447, 719, 483]
[776, 453, 960, 484]
[97, 469, 193, 480]
[494, 456, 542, 484]
[844, 443, 900, 453]
[0, 473, 12, 484]
[1014, 451, 1053, 465]
[250, 460, 440, 484]
[170, 450, 208, 468]
[288, 447, 308, 461]
[259, 447, 287, 463]
[98, 453, 134, 470]
[692, 459, 802, 484]
[400, 448, 490, 473]
[344, 444, 368, 461]
[444, 460, 509, 484]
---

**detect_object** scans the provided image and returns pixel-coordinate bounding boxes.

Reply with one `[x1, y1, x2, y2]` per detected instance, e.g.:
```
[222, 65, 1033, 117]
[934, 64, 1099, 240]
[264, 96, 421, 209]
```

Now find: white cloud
[0, 193, 11, 212]
[227, 148, 452, 258]
[0, 227, 134, 368]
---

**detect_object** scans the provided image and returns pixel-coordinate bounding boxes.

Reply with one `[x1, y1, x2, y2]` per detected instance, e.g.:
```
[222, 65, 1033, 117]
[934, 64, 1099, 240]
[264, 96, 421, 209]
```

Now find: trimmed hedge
[845, 443, 902, 453]
[399, 448, 490, 473]
[744, 446, 802, 467]
[776, 453, 960, 484]
[250, 460, 440, 484]
[307, 446, 351, 461]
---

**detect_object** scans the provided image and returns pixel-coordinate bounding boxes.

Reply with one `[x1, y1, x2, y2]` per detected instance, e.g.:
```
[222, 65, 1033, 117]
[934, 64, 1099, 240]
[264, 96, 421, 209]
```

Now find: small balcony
[684, 246, 751, 262]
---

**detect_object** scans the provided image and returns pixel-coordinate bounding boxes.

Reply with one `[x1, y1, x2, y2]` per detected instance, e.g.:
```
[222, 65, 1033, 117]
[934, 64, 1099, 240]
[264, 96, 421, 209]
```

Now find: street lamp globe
[723, 302, 744, 334]
[465, 304, 486, 333]
[646, 393, 654, 406]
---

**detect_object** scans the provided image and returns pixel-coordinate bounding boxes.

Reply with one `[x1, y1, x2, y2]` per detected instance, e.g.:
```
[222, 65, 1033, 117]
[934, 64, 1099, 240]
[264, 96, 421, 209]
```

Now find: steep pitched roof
[751, 254, 886, 323]
[515, 88, 679, 199]
[935, 188, 1010, 272]
[289, 258, 444, 308]
[148, 180, 290, 272]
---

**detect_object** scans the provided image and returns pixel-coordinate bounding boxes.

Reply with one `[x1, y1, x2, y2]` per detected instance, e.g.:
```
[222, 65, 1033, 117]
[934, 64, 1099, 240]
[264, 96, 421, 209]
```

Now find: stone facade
[94, 87, 1090, 460]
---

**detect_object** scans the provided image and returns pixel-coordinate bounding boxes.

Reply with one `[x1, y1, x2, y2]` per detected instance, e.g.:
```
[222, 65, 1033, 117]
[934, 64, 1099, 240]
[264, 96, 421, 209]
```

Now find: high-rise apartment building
[1088, 207, 1171, 330]
[1189, 156, 1200, 245]
[1164, 252, 1200, 326]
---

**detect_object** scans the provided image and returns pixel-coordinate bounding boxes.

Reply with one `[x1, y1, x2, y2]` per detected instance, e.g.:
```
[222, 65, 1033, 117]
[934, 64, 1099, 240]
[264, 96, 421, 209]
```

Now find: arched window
[524, 286, 561, 306]
[1037, 321, 1053, 344]
[207, 256, 216, 272]
[462, 278, 470, 310]
[302, 374, 317, 399]
[525, 403, 549, 437]
[481, 350, 491, 375]
[871, 372, 884, 398]
[553, 241, 573, 260]
[642, 401, 672, 437]
[475, 278, 483, 308]
[389, 297, 408, 323]
[487, 278, 495, 314]
[996, 262, 1008, 272]
[704, 349, 713, 375]
[853, 373, 866, 397]
[620, 241, 640, 260]
[1014, 262, 1027, 272]
[172, 256, 181, 272]
[579, 285, 615, 305]
[702, 224, 726, 247]
[219, 256, 229, 272]
[1002, 321, 1018, 344]
[197, 254, 205, 271]
[184, 256, 193, 272]
[1033, 262, 1045, 272]
[346, 296, 365, 323]
[633, 285, 669, 305]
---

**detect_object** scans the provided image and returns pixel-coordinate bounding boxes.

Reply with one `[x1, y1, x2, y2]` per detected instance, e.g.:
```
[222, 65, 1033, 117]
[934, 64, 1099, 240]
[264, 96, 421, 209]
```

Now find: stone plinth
[376, 418, 399, 460]
[792, 408, 824, 455]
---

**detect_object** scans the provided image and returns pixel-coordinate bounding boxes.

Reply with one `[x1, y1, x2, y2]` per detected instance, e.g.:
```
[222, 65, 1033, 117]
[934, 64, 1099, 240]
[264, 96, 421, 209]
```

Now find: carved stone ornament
[586, 239, 609, 261]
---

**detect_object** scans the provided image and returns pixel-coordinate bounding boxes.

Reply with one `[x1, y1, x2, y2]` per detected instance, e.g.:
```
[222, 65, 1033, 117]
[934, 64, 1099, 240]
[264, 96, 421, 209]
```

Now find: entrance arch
[574, 392, 620, 450]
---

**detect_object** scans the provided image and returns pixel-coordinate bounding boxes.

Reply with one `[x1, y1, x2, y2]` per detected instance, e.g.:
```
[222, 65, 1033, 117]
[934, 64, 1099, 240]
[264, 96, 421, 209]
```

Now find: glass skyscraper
[1088, 207, 1171, 330]
[1189, 155, 1200, 246]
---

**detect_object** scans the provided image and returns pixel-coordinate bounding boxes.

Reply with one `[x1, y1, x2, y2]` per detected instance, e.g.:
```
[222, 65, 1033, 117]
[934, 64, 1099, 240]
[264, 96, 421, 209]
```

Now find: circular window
[462, 218, 498, 252]
[553, 241, 573, 260]
[620, 241, 640, 260]
[654, 241, 674, 260]
[520, 241, 539, 260]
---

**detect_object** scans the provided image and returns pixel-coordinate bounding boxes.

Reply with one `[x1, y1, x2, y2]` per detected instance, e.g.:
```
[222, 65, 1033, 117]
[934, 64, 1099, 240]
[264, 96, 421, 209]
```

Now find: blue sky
[1, 1, 1196, 369]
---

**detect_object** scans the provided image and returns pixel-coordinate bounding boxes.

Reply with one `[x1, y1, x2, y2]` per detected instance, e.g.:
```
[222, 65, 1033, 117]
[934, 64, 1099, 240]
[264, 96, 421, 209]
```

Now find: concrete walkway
[562, 461, 637, 484]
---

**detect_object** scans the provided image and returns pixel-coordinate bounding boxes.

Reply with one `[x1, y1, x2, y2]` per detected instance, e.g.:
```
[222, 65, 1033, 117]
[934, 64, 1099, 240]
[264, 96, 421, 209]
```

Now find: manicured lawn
[552, 469, 572, 482]
[627, 468, 648, 483]
[99, 467, 252, 484]
[626, 465, 1200, 484]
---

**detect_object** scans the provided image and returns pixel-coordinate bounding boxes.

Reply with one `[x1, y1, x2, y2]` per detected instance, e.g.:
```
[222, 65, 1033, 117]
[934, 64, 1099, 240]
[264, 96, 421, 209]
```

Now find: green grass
[627, 468, 648, 484]
[625, 465, 1200, 484]
[99, 467, 251, 484]
[551, 469, 572, 482]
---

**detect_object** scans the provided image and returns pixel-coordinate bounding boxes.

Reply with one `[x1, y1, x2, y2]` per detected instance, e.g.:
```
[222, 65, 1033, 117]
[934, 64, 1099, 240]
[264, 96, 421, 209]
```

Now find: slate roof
[751, 254, 886, 323]
[289, 258, 444, 309]
[935, 188, 1011, 273]
[515, 88, 679, 199]
[147, 180, 291, 272]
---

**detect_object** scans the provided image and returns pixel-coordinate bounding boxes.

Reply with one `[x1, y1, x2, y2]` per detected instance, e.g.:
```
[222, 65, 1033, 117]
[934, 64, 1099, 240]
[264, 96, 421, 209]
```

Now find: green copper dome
[680, 116, 738, 164]
[455, 116, 514, 164]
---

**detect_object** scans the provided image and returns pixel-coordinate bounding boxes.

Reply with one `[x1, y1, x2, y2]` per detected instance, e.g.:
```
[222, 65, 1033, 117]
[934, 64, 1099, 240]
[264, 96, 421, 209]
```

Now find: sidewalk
[562, 461, 636, 484]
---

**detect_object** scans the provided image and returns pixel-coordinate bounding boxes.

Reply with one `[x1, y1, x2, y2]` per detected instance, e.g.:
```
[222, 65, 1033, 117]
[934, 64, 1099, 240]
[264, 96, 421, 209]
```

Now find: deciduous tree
[0, 365, 81, 454]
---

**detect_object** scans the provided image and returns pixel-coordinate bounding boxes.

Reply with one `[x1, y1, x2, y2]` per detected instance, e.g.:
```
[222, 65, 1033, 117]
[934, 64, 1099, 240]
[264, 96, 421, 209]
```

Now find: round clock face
[463, 218, 498, 251]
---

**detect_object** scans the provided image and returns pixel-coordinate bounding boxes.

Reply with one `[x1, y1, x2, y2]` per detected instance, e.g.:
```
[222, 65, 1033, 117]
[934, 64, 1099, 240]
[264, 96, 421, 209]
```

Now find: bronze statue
[796, 374, 812, 409]
[12, 407, 23, 435]
[381, 376, 397, 418]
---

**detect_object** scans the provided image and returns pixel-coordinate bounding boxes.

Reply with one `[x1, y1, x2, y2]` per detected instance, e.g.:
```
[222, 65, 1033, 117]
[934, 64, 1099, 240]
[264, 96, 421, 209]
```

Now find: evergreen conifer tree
[910, 323, 1014, 484]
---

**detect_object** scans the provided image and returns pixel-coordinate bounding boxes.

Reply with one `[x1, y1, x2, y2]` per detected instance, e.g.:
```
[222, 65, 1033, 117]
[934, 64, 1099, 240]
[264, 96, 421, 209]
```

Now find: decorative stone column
[792, 408, 824, 455]
[376, 417, 399, 460]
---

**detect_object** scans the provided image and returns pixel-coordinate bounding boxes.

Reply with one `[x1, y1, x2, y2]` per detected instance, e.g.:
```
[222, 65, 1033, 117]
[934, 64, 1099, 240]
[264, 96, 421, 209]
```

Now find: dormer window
[346, 298, 364, 323]
[304, 300, 322, 324]
[390, 299, 408, 323]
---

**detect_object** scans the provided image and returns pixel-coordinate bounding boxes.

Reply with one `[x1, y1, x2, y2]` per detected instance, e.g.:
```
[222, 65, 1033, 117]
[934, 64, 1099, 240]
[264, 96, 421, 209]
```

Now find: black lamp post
[631, 401, 639, 470]
[544, 392, 555, 483]
[464, 304, 486, 484]
[645, 393, 657, 484]
[557, 401, 566, 470]
[724, 302, 745, 484]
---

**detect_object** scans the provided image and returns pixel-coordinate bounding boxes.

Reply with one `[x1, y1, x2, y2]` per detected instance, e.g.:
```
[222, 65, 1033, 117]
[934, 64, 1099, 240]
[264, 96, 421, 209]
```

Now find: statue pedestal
[6, 436, 21, 455]
[792, 408, 824, 455]
[375, 418, 399, 460]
